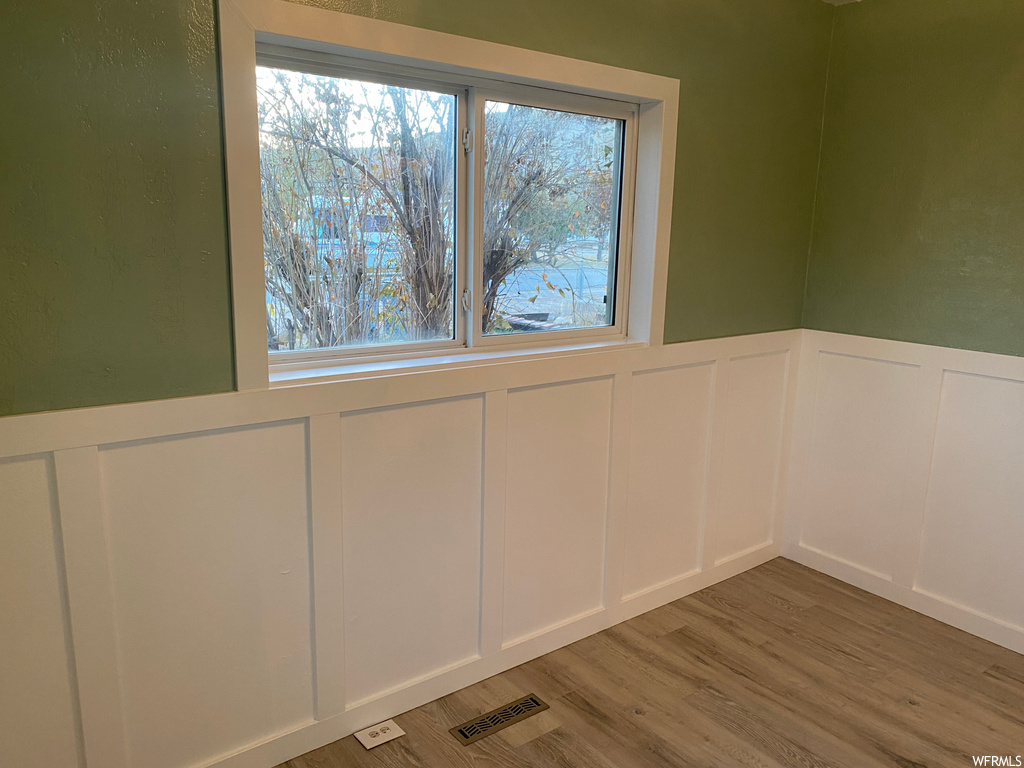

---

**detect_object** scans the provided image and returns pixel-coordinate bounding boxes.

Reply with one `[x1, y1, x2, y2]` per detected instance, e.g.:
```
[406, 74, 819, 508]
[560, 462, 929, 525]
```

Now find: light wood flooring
[279, 558, 1024, 768]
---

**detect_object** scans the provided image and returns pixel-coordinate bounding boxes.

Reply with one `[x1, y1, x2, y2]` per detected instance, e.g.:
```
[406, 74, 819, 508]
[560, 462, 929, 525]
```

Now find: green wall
[0, 0, 833, 417]
[803, 0, 1024, 356]
[1, 2, 235, 418]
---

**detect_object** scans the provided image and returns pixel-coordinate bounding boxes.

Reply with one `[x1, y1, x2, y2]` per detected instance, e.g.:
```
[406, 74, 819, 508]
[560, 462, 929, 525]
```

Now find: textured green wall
[0, 0, 834, 417]
[1, 2, 235, 417]
[803, 0, 1024, 356]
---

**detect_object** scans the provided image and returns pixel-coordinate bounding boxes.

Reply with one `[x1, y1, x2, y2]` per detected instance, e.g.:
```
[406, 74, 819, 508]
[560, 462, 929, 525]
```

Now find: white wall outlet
[353, 719, 405, 750]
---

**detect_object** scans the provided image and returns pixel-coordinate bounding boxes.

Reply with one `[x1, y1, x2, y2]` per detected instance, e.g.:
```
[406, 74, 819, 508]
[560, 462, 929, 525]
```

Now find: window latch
[461, 288, 471, 313]
[462, 128, 472, 155]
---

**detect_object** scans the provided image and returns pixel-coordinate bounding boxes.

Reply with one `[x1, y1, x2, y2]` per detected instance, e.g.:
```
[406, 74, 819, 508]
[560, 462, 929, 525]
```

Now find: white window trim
[218, 0, 679, 390]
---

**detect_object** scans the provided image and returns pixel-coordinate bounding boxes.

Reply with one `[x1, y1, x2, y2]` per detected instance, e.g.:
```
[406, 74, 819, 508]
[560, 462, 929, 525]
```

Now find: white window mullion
[454, 88, 471, 348]
[467, 87, 485, 349]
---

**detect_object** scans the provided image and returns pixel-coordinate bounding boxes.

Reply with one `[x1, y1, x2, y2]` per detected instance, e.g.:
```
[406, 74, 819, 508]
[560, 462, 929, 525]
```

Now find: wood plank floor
[279, 558, 1024, 767]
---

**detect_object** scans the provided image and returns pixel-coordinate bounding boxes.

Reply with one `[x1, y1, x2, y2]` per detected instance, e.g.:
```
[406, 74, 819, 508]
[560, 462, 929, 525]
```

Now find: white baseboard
[784, 543, 1024, 655]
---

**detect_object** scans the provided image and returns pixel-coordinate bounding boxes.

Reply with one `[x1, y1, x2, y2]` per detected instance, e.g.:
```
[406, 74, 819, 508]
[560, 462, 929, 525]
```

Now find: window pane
[482, 101, 624, 336]
[257, 66, 457, 352]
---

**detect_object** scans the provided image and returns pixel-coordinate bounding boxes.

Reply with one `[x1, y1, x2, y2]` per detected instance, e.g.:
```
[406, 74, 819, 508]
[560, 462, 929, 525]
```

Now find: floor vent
[449, 694, 549, 746]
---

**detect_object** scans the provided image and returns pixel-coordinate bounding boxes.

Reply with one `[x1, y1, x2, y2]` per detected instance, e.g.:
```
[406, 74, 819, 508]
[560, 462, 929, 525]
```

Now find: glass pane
[256, 66, 457, 352]
[482, 101, 624, 336]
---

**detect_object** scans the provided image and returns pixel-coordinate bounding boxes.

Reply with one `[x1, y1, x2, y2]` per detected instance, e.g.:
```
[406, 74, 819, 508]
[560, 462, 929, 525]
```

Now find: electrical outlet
[354, 719, 405, 750]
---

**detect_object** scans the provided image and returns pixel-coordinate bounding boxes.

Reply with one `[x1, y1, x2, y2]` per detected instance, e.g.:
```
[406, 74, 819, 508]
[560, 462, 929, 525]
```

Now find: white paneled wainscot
[785, 330, 1024, 656]
[8, 327, 1024, 768]
[0, 332, 799, 768]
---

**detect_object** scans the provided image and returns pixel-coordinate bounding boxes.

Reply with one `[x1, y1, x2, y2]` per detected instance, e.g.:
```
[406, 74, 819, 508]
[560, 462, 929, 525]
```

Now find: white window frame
[218, 0, 678, 390]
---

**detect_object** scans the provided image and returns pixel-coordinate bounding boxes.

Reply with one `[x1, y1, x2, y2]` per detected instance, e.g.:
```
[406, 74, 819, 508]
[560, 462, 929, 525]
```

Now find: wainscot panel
[0, 330, 798, 768]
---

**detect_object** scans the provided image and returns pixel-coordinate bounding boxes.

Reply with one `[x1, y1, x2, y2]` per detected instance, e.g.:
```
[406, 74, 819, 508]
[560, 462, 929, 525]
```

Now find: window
[217, 1, 677, 388]
[482, 101, 625, 337]
[252, 48, 634, 363]
[257, 66, 459, 352]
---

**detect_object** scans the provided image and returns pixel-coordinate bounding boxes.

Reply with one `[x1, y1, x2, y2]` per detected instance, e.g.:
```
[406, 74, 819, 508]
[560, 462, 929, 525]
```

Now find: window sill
[268, 338, 647, 389]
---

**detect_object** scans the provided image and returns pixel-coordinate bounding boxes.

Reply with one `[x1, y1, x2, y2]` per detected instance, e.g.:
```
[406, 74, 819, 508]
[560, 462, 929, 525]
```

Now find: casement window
[218, 0, 677, 388]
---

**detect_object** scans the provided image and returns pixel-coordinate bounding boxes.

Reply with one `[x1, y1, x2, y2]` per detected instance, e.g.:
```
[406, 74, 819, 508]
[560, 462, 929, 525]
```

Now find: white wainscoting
[622, 362, 714, 598]
[0, 331, 799, 768]
[785, 330, 1024, 656]
[0, 455, 82, 768]
[503, 378, 614, 646]
[99, 424, 315, 768]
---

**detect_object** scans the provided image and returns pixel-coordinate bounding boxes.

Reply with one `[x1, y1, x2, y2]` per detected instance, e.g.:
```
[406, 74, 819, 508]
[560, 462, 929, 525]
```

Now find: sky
[256, 64, 455, 148]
